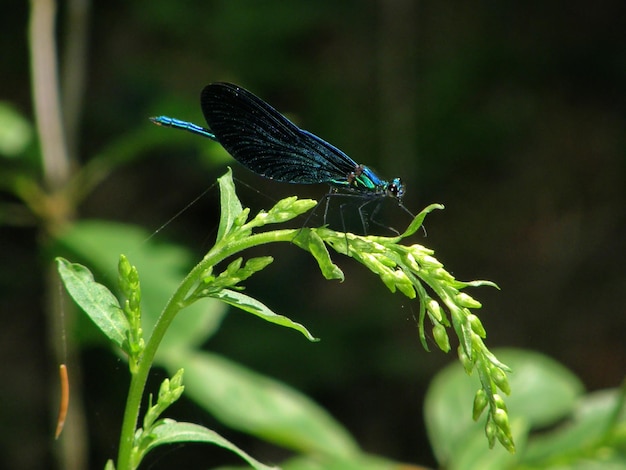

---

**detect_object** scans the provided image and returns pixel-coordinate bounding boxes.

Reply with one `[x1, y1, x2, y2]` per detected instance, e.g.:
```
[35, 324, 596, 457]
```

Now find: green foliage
[425, 349, 626, 469]
[57, 258, 129, 349]
[54, 219, 226, 359]
[182, 351, 360, 458]
[56, 168, 510, 469]
[0, 102, 33, 157]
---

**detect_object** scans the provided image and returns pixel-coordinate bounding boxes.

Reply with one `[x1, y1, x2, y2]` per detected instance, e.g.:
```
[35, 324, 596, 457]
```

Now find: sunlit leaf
[211, 289, 318, 342]
[142, 420, 278, 470]
[180, 351, 360, 458]
[56, 257, 128, 349]
[216, 167, 243, 241]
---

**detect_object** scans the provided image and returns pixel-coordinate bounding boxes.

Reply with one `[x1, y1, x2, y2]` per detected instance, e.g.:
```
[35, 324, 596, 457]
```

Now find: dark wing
[201, 82, 358, 184]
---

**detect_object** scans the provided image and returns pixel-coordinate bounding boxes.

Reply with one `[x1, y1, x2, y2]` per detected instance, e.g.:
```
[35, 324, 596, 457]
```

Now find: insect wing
[201, 83, 357, 185]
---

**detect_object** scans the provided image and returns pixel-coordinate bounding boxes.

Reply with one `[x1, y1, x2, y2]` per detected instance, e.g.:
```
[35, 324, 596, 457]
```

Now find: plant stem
[60, 0, 91, 161]
[29, 0, 71, 192]
[116, 228, 300, 468]
[29, 1, 87, 469]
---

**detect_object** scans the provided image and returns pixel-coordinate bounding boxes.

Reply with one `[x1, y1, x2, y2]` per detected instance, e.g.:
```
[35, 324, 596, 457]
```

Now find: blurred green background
[1, 1, 625, 468]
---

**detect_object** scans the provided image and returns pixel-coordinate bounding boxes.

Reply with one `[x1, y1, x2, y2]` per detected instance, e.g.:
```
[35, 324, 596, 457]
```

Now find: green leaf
[54, 220, 228, 356]
[202, 256, 274, 293]
[400, 203, 444, 238]
[143, 369, 185, 430]
[425, 349, 584, 468]
[56, 257, 128, 350]
[216, 167, 244, 241]
[141, 419, 278, 470]
[211, 289, 318, 342]
[293, 229, 344, 281]
[179, 351, 360, 458]
[523, 389, 626, 464]
[247, 196, 317, 228]
[279, 453, 401, 470]
[0, 101, 33, 157]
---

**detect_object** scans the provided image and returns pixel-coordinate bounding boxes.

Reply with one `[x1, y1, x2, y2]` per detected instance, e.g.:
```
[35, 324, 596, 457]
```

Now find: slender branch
[61, 0, 91, 160]
[29, 0, 71, 191]
[29, 2, 87, 469]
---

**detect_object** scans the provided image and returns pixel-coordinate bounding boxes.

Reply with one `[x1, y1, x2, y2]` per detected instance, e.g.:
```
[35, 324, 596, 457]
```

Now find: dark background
[1, 1, 625, 468]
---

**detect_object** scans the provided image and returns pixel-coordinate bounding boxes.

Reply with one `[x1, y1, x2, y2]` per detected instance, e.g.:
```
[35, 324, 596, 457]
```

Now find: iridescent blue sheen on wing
[151, 82, 405, 200]
[201, 83, 363, 186]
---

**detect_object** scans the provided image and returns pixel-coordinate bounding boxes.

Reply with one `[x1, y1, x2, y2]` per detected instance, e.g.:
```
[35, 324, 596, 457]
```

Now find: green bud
[490, 366, 511, 395]
[369, 241, 386, 253]
[493, 393, 507, 411]
[397, 283, 416, 299]
[170, 369, 184, 389]
[128, 336, 144, 357]
[457, 346, 474, 374]
[130, 289, 141, 307]
[421, 254, 443, 269]
[118, 255, 131, 278]
[363, 253, 394, 279]
[168, 369, 185, 402]
[468, 314, 486, 337]
[485, 419, 497, 448]
[380, 271, 397, 293]
[426, 299, 443, 322]
[432, 267, 454, 282]
[409, 244, 434, 256]
[496, 428, 516, 453]
[473, 389, 488, 420]
[456, 292, 482, 309]
[234, 207, 250, 226]
[291, 199, 318, 215]
[118, 255, 140, 296]
[271, 196, 298, 212]
[263, 197, 316, 224]
[245, 256, 274, 272]
[403, 252, 420, 272]
[432, 323, 450, 352]
[158, 369, 185, 403]
[226, 257, 243, 274]
[493, 408, 510, 431]
[376, 253, 397, 268]
[158, 378, 171, 399]
[390, 269, 415, 298]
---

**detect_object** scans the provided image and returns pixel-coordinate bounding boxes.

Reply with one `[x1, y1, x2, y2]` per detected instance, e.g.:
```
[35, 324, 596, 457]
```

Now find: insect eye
[388, 178, 404, 198]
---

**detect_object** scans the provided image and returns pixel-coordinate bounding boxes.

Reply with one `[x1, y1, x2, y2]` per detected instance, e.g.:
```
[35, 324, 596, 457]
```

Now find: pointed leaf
[212, 289, 318, 342]
[143, 420, 278, 470]
[400, 203, 444, 238]
[180, 351, 360, 458]
[54, 221, 228, 355]
[523, 389, 626, 463]
[280, 453, 405, 470]
[56, 257, 128, 349]
[425, 349, 584, 467]
[216, 168, 243, 241]
[294, 229, 344, 281]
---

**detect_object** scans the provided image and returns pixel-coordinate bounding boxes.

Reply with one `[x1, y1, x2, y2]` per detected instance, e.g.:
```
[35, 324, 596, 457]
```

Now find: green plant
[425, 348, 626, 469]
[57, 168, 513, 469]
